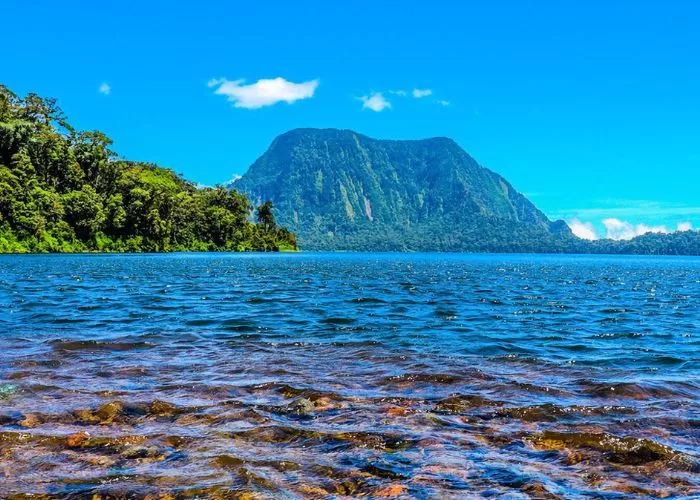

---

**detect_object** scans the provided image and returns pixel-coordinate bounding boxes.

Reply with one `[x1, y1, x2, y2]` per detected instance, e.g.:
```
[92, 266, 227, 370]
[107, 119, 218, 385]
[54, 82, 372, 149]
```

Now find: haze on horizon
[4, 0, 699, 240]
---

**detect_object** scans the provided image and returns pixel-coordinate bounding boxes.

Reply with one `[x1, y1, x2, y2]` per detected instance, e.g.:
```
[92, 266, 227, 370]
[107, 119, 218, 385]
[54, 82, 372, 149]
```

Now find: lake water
[0, 253, 698, 497]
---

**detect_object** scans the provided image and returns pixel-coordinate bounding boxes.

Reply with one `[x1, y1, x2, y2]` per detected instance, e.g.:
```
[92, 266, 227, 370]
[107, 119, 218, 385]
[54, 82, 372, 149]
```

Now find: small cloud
[207, 77, 226, 88]
[412, 88, 433, 98]
[98, 83, 111, 96]
[568, 218, 598, 240]
[359, 92, 391, 112]
[437, 99, 451, 107]
[677, 221, 693, 232]
[389, 90, 407, 96]
[209, 77, 319, 109]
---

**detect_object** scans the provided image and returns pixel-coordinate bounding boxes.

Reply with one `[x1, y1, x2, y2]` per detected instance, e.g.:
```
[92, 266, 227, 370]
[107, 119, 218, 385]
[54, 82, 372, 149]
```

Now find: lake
[1, 253, 698, 497]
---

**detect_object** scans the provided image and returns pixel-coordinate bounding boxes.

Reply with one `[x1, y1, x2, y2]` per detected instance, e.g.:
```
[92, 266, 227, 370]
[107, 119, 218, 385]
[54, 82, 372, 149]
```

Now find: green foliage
[235, 128, 564, 252]
[0, 85, 297, 253]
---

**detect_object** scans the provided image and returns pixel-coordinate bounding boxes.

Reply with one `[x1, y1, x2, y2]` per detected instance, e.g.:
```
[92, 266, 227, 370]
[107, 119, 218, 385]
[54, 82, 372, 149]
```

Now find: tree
[256, 200, 276, 231]
[72, 131, 115, 185]
[22, 93, 72, 132]
[62, 185, 104, 240]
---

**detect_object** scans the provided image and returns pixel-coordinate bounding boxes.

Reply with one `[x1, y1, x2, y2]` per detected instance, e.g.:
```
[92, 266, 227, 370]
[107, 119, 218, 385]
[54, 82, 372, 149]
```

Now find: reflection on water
[0, 253, 698, 497]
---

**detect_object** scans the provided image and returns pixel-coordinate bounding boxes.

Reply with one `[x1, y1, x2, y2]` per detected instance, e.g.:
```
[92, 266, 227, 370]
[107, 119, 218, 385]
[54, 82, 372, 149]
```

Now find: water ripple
[0, 253, 699, 497]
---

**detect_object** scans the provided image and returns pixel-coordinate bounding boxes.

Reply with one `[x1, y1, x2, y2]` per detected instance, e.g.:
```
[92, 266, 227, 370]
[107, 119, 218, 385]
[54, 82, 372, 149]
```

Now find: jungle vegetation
[0, 86, 297, 253]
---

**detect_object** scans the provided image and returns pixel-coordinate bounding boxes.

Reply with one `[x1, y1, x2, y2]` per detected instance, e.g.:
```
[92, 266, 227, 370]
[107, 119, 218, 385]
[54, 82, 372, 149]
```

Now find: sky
[3, 0, 699, 240]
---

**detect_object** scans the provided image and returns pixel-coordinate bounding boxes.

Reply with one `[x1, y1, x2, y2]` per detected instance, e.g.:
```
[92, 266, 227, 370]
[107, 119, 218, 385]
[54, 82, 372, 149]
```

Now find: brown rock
[19, 413, 42, 428]
[96, 401, 124, 423]
[375, 484, 409, 497]
[150, 400, 179, 417]
[386, 407, 409, 417]
[66, 431, 90, 447]
[298, 484, 330, 496]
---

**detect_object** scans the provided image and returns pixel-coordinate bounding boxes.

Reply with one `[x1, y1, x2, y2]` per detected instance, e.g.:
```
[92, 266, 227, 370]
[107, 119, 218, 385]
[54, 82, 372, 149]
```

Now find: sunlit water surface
[1, 253, 698, 498]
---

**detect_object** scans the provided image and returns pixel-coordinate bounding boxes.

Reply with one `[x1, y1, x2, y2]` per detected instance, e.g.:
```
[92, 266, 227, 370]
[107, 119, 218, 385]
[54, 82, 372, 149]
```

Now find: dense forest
[285, 217, 700, 255]
[572, 230, 700, 256]
[0, 86, 297, 253]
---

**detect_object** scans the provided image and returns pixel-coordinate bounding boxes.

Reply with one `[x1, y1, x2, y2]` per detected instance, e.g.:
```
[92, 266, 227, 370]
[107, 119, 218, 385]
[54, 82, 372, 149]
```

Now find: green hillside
[234, 128, 573, 251]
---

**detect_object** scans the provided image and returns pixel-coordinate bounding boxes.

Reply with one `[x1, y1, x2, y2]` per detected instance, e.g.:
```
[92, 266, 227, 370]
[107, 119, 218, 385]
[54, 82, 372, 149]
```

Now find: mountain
[233, 128, 574, 252]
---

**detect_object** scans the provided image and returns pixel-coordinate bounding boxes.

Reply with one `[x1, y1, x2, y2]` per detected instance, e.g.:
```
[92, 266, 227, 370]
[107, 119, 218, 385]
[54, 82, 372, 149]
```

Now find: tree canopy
[0, 85, 297, 253]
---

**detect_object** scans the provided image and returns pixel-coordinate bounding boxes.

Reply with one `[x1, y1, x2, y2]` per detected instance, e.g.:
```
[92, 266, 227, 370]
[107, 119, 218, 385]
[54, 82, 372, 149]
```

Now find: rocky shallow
[1, 366, 698, 498]
[1, 253, 699, 497]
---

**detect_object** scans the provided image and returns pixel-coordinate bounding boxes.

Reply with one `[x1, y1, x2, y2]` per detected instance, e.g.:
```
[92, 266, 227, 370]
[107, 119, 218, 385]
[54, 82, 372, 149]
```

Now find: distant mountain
[233, 128, 574, 251]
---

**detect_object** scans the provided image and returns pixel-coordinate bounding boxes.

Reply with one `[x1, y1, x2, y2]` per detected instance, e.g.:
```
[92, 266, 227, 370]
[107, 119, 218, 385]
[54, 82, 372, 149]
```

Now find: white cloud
[412, 88, 433, 98]
[602, 218, 669, 240]
[359, 92, 391, 112]
[568, 217, 696, 241]
[361, 87, 449, 109]
[209, 77, 319, 109]
[98, 83, 111, 95]
[568, 218, 598, 240]
[360, 87, 449, 109]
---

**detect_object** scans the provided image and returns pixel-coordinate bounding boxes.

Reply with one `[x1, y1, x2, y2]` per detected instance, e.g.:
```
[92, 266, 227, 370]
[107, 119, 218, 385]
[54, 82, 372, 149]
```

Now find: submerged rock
[214, 454, 245, 469]
[96, 401, 125, 422]
[374, 484, 409, 497]
[66, 431, 90, 448]
[380, 373, 463, 386]
[520, 481, 562, 499]
[18, 413, 43, 429]
[496, 404, 636, 422]
[361, 462, 410, 480]
[0, 384, 18, 400]
[432, 394, 500, 413]
[149, 400, 180, 417]
[528, 431, 698, 470]
[285, 398, 315, 415]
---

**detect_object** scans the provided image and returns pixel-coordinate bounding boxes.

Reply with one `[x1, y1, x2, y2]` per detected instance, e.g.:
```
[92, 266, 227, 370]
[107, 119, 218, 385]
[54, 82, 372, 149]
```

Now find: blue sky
[4, 0, 699, 239]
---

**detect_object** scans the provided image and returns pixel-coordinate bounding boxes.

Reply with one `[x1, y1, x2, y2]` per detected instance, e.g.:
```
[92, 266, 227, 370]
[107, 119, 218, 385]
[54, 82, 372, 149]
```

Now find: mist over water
[1, 253, 698, 497]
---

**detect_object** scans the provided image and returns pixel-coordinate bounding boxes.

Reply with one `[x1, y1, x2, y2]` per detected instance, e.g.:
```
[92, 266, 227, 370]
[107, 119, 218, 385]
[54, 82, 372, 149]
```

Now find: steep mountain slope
[233, 128, 573, 251]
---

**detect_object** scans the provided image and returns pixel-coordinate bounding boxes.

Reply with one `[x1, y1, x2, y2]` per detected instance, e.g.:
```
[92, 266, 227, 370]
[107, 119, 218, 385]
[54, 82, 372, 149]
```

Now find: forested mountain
[234, 128, 700, 254]
[0, 86, 296, 253]
[233, 128, 575, 251]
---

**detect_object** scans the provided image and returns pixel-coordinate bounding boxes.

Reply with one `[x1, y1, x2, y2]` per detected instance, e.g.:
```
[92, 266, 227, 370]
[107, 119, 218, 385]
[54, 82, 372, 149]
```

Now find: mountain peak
[273, 127, 459, 147]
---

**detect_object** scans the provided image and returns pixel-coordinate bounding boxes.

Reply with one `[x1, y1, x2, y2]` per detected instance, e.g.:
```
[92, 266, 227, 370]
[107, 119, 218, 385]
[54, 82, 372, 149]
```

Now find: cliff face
[234, 128, 572, 251]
